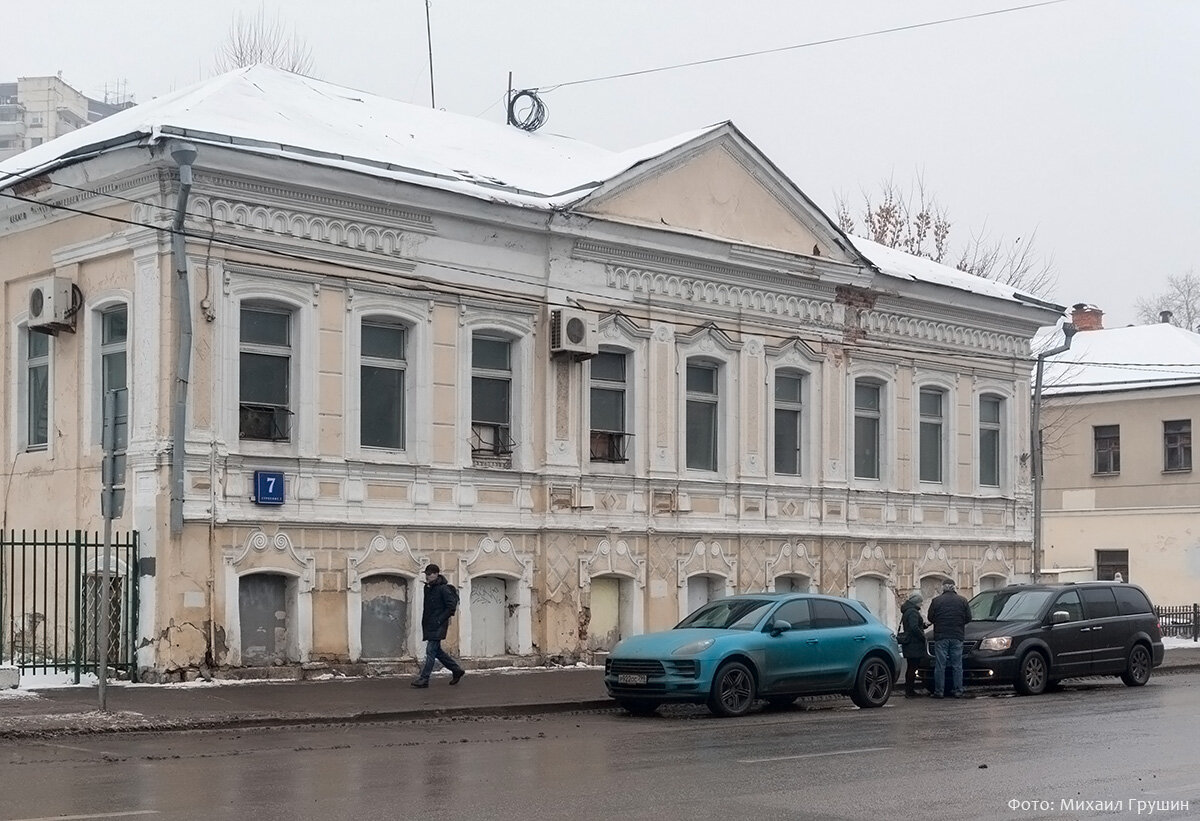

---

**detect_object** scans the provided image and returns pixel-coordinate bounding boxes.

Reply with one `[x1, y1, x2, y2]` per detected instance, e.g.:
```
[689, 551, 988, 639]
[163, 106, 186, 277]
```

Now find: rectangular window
[590, 351, 628, 462]
[686, 362, 718, 471]
[26, 329, 49, 448]
[1164, 420, 1192, 471]
[239, 306, 292, 441]
[854, 381, 881, 479]
[360, 320, 406, 450]
[918, 388, 943, 483]
[979, 395, 1002, 487]
[99, 306, 128, 442]
[1093, 424, 1120, 474]
[774, 372, 803, 475]
[471, 335, 513, 457]
[1096, 549, 1129, 583]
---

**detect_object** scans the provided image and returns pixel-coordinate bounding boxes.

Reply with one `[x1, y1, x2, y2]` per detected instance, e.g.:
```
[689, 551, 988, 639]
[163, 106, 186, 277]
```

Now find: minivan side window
[811, 599, 851, 628]
[1114, 586, 1153, 616]
[1052, 590, 1083, 622]
[1080, 587, 1119, 619]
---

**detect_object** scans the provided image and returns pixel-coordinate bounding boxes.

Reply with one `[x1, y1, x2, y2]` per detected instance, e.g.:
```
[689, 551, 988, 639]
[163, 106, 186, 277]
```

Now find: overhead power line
[535, 0, 1073, 92]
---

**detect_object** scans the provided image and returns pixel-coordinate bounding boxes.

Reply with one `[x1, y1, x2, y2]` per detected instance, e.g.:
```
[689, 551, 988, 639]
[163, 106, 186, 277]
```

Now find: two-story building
[1038, 304, 1200, 604]
[0, 66, 1061, 680]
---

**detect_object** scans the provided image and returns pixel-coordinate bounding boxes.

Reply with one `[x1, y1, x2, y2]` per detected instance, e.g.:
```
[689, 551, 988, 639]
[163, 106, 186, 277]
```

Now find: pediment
[576, 128, 856, 263]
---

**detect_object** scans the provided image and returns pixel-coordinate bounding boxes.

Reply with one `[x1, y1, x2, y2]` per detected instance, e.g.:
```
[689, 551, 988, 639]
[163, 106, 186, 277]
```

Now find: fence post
[0, 530, 6, 665]
[1193, 603, 1199, 643]
[73, 530, 82, 685]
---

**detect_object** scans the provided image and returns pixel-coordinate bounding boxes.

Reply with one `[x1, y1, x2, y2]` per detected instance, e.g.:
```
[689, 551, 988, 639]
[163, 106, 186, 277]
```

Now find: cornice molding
[192, 171, 435, 234]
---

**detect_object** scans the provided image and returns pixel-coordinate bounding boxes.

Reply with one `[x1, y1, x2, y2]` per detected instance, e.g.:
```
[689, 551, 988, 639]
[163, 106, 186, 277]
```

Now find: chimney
[1160, 310, 1173, 324]
[1071, 303, 1104, 331]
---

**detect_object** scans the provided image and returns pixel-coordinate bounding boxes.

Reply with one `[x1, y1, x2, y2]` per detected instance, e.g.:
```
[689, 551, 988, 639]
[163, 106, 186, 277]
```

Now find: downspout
[169, 142, 198, 535]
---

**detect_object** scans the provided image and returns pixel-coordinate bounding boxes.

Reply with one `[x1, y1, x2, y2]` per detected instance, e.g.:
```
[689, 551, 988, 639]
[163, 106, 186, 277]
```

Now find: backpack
[444, 582, 460, 612]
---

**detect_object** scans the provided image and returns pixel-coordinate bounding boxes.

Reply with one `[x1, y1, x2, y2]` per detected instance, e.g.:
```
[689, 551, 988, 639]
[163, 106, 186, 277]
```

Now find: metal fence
[0, 529, 140, 682]
[1155, 604, 1200, 642]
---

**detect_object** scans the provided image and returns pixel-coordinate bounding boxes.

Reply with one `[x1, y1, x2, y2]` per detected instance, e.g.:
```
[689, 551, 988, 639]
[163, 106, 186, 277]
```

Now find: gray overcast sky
[6, 0, 1198, 327]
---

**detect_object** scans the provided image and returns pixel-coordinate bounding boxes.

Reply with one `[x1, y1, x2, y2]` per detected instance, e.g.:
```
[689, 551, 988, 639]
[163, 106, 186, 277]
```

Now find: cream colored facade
[0, 75, 1061, 679]
[1041, 387, 1200, 605]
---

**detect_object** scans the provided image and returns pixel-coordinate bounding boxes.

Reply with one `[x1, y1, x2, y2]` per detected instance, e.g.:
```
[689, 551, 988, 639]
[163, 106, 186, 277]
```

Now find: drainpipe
[169, 142, 198, 535]
[1031, 322, 1076, 583]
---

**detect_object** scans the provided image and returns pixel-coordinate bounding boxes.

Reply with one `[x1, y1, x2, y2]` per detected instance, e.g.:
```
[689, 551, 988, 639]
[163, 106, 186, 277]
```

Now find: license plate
[617, 673, 647, 685]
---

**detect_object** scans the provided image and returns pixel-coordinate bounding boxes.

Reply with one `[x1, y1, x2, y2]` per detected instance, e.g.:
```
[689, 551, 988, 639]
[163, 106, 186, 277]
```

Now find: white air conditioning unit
[549, 307, 598, 357]
[28, 277, 75, 331]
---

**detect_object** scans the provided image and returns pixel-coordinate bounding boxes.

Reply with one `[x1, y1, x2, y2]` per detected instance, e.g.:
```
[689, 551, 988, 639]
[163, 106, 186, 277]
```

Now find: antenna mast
[425, 0, 436, 108]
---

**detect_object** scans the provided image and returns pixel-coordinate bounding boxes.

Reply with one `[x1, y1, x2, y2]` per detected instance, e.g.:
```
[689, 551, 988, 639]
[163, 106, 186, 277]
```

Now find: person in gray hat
[411, 564, 465, 688]
[898, 591, 930, 697]
[927, 578, 972, 698]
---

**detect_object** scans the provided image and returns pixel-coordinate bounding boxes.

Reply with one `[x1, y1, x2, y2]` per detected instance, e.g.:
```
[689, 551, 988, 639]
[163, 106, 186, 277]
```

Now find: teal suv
[603, 593, 901, 717]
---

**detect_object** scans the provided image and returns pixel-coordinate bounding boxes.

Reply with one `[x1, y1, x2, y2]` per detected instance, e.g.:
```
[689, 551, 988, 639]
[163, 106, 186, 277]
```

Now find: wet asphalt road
[2, 670, 1198, 821]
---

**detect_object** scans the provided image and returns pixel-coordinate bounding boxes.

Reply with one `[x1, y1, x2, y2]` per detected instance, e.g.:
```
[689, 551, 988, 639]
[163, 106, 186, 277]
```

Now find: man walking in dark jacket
[411, 564, 465, 688]
[927, 578, 972, 699]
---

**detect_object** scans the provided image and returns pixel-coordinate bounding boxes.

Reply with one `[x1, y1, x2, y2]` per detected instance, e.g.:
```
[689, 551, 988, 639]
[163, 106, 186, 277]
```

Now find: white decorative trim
[914, 545, 958, 584]
[221, 530, 315, 665]
[973, 546, 1014, 588]
[579, 538, 646, 637]
[457, 536, 534, 657]
[346, 533, 428, 661]
[677, 540, 737, 621]
[765, 542, 820, 591]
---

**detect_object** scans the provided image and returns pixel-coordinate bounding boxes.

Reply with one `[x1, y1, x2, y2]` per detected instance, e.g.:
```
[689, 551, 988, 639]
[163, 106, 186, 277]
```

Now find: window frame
[685, 358, 721, 473]
[852, 377, 884, 481]
[589, 348, 631, 464]
[1163, 419, 1192, 472]
[1093, 424, 1120, 475]
[977, 392, 1005, 490]
[238, 303, 295, 443]
[22, 325, 51, 451]
[358, 316, 409, 452]
[918, 386, 946, 485]
[772, 368, 806, 477]
[96, 303, 129, 445]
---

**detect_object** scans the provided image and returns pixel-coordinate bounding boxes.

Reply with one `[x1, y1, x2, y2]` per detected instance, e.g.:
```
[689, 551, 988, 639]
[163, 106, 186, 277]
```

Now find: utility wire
[535, 0, 1073, 92]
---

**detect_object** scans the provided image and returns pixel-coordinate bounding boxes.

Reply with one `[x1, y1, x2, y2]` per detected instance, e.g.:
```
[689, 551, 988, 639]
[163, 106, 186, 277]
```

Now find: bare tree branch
[214, 5, 315, 75]
[1134, 270, 1200, 329]
[835, 176, 1057, 298]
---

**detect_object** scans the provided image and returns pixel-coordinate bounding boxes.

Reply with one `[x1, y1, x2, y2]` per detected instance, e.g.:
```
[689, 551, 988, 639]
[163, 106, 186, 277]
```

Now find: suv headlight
[979, 636, 1012, 651]
[673, 638, 715, 656]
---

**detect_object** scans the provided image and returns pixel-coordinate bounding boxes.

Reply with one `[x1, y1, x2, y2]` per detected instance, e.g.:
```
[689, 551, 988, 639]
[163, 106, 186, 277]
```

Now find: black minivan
[917, 582, 1165, 695]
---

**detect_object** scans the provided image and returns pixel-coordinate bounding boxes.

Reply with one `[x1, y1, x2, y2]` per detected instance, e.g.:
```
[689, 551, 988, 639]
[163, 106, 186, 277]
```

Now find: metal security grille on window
[239, 404, 292, 441]
[591, 351, 628, 463]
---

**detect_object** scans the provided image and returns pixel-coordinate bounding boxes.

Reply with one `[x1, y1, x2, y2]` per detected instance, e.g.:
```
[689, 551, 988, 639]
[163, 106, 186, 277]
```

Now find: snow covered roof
[1033, 322, 1200, 396]
[0, 65, 717, 209]
[849, 235, 1060, 310]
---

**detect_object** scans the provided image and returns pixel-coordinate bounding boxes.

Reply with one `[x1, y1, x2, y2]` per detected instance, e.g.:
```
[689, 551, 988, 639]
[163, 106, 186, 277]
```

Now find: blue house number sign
[254, 471, 286, 505]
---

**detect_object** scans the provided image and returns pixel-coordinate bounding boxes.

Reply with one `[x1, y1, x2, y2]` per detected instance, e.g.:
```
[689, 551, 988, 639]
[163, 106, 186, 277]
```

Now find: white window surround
[10, 315, 54, 456]
[676, 332, 739, 480]
[219, 275, 318, 458]
[344, 297, 431, 464]
[586, 344, 638, 475]
[913, 374, 956, 493]
[973, 383, 1014, 495]
[847, 367, 894, 488]
[767, 363, 816, 482]
[84, 292, 133, 448]
[457, 315, 534, 470]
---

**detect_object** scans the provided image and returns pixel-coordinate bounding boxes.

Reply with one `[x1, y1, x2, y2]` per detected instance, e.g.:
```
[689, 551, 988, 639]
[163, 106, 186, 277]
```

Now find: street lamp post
[1031, 322, 1076, 582]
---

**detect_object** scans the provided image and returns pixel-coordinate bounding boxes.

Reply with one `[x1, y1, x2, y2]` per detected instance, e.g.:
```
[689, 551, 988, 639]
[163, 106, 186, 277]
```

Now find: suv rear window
[1113, 585, 1153, 615]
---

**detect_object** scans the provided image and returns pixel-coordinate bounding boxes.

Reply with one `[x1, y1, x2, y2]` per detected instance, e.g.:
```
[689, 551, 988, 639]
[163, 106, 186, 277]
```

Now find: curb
[0, 698, 618, 740]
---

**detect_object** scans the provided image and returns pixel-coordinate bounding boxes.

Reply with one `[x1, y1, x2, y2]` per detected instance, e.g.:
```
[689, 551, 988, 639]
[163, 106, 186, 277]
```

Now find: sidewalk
[3, 646, 1199, 740]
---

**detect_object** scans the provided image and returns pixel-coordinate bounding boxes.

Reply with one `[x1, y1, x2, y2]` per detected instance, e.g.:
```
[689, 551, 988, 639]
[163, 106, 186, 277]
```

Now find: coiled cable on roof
[506, 89, 548, 132]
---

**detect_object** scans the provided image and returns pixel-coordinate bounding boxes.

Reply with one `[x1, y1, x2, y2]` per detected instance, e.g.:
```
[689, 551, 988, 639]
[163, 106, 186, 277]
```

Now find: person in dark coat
[898, 592, 930, 697]
[411, 564, 465, 688]
[927, 578, 972, 699]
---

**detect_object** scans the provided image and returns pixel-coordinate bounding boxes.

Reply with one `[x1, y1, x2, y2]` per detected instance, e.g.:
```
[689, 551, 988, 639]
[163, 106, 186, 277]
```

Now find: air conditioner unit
[549, 307, 598, 358]
[28, 277, 75, 331]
